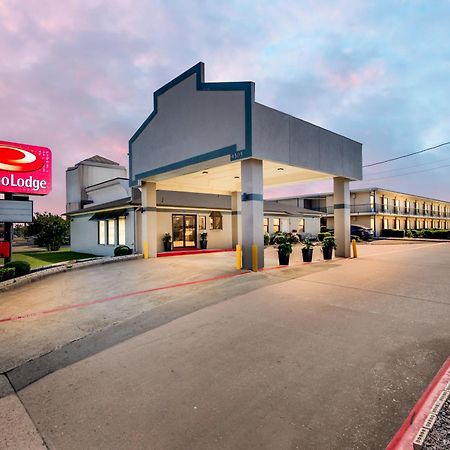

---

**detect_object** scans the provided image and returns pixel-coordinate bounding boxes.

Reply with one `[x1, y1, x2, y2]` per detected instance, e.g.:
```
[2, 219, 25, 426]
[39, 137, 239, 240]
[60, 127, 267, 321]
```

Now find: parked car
[328, 225, 374, 241]
[351, 225, 374, 241]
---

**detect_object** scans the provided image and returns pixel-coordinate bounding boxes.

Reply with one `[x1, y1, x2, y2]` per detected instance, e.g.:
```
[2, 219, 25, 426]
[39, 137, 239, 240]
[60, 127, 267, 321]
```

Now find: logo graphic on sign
[0, 141, 52, 195]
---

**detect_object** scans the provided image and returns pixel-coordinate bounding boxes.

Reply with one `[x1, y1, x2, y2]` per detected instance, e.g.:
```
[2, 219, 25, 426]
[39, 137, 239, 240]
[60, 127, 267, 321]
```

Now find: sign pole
[3, 193, 13, 263]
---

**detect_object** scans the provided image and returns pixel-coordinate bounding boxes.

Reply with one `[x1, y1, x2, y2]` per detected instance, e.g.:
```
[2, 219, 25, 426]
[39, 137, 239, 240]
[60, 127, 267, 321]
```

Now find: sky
[1, 0, 449, 213]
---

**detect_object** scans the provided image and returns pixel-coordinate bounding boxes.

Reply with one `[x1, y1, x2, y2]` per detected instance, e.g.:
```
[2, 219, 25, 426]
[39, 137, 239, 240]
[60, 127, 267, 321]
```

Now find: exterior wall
[130, 72, 246, 183]
[70, 210, 135, 256]
[66, 162, 127, 212]
[264, 216, 320, 236]
[86, 180, 130, 206]
[252, 103, 362, 180]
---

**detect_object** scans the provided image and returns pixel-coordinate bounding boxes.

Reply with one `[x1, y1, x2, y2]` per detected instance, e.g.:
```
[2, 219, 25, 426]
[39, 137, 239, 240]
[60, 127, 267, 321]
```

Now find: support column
[231, 191, 241, 249]
[333, 177, 351, 257]
[241, 159, 264, 270]
[141, 181, 157, 258]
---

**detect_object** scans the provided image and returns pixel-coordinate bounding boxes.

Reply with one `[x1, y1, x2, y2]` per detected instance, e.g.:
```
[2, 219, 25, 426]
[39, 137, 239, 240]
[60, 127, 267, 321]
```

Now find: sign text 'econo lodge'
[0, 141, 52, 195]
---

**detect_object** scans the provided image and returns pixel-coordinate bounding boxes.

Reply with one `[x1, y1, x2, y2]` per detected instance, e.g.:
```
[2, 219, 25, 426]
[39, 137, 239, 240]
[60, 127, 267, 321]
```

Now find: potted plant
[200, 232, 208, 249]
[162, 233, 172, 252]
[264, 232, 270, 247]
[274, 232, 298, 265]
[321, 236, 336, 260]
[301, 238, 314, 262]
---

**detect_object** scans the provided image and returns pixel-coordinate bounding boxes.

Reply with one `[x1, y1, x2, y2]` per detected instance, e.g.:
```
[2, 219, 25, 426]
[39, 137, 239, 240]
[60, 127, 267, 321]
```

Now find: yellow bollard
[352, 239, 358, 258]
[143, 240, 149, 259]
[235, 244, 242, 270]
[251, 244, 258, 272]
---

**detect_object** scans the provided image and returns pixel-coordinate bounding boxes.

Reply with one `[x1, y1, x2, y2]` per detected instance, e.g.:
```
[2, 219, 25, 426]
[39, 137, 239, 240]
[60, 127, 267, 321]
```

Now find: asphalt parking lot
[1, 241, 450, 449]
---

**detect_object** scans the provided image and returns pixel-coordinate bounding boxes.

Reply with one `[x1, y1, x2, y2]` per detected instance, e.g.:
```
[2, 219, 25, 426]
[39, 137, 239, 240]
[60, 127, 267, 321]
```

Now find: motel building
[289, 188, 450, 236]
[66, 62, 362, 270]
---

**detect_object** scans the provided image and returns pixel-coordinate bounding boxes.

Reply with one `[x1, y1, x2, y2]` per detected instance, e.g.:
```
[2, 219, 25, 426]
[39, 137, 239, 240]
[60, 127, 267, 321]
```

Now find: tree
[24, 213, 70, 251]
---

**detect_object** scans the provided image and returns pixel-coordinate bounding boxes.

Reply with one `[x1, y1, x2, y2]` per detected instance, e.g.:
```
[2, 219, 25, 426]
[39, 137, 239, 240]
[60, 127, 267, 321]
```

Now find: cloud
[0, 0, 449, 214]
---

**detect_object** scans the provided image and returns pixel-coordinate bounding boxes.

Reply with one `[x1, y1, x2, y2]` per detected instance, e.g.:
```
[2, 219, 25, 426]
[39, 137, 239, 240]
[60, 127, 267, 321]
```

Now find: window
[118, 216, 126, 245]
[394, 218, 400, 229]
[382, 217, 389, 229]
[209, 211, 223, 230]
[199, 215, 207, 230]
[370, 192, 375, 212]
[405, 219, 410, 229]
[415, 201, 419, 214]
[370, 216, 375, 231]
[382, 196, 388, 212]
[107, 219, 116, 245]
[98, 221, 106, 245]
[273, 218, 280, 233]
[394, 199, 400, 213]
[263, 218, 269, 233]
[405, 200, 410, 213]
[298, 218, 305, 233]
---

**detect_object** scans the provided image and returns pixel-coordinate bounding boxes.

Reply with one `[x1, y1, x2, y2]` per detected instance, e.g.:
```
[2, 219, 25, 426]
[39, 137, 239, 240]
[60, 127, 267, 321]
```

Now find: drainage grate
[423, 413, 437, 430]
[413, 427, 430, 450]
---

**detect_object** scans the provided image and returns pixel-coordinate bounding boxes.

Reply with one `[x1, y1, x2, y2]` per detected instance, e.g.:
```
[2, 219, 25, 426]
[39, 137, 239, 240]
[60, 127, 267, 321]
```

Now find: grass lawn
[3, 248, 97, 269]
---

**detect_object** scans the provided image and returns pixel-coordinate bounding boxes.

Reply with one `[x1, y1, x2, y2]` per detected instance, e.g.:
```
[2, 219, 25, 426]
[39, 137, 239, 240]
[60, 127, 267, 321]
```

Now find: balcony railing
[311, 203, 449, 218]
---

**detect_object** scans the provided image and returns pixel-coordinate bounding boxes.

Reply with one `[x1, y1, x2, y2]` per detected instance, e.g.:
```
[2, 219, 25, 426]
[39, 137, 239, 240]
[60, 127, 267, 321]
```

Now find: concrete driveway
[0, 247, 331, 374]
[1, 241, 449, 449]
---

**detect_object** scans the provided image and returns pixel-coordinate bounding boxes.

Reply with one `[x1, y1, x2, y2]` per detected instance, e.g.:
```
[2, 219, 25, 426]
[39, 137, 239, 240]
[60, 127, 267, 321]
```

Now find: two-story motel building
[285, 188, 450, 236]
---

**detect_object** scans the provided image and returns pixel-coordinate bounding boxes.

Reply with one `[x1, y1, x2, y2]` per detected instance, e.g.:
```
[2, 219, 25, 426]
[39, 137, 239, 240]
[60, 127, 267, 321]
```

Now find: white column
[334, 177, 351, 257]
[231, 191, 241, 249]
[241, 159, 264, 270]
[141, 181, 157, 258]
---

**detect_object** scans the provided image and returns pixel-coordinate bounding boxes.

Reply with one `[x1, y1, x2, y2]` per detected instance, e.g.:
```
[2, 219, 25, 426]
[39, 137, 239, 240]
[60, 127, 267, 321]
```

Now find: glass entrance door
[172, 215, 197, 248]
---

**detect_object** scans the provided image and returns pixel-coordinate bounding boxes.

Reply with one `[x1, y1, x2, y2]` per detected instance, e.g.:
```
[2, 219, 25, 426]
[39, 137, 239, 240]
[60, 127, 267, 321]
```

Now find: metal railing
[310, 203, 449, 218]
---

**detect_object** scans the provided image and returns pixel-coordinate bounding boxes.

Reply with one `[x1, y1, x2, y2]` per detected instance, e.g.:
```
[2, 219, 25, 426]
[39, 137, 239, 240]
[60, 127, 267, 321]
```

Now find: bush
[351, 235, 361, 242]
[318, 232, 332, 241]
[114, 245, 133, 256]
[0, 267, 15, 282]
[264, 233, 270, 246]
[4, 261, 31, 277]
[422, 229, 450, 239]
[381, 229, 405, 238]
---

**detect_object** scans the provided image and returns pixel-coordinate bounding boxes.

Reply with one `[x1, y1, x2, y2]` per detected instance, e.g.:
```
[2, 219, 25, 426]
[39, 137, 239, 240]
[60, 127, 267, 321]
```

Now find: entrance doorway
[172, 214, 197, 248]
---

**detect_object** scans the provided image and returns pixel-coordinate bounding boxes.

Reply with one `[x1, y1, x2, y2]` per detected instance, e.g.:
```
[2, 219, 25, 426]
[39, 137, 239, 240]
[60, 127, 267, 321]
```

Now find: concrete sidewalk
[8, 242, 450, 449]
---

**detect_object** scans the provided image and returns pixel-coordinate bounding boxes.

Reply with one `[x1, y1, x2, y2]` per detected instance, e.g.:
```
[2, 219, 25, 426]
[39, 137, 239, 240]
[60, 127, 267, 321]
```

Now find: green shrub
[318, 232, 332, 241]
[351, 235, 361, 242]
[114, 245, 133, 256]
[264, 233, 270, 246]
[4, 261, 31, 277]
[381, 229, 405, 238]
[422, 229, 450, 239]
[0, 267, 15, 282]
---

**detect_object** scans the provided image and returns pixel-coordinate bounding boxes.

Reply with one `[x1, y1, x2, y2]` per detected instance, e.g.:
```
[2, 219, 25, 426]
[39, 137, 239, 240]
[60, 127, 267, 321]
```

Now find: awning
[89, 209, 128, 221]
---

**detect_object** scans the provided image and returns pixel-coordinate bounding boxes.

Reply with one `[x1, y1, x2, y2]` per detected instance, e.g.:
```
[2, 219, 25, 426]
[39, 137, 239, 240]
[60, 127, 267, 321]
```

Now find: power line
[362, 162, 450, 182]
[363, 155, 450, 175]
[363, 141, 450, 168]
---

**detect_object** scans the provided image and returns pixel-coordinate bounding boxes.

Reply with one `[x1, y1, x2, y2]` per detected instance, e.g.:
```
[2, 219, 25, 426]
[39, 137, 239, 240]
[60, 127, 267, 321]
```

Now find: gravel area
[423, 397, 450, 449]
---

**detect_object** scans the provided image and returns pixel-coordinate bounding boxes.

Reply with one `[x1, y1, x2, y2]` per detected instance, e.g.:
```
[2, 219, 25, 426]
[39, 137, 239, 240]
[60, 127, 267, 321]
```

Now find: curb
[0, 254, 143, 293]
[386, 356, 450, 450]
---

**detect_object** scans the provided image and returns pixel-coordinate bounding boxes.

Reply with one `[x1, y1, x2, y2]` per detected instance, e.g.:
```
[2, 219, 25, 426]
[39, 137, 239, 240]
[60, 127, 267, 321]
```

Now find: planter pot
[200, 240, 208, 250]
[278, 251, 290, 266]
[302, 247, 313, 263]
[163, 241, 172, 252]
[322, 246, 333, 260]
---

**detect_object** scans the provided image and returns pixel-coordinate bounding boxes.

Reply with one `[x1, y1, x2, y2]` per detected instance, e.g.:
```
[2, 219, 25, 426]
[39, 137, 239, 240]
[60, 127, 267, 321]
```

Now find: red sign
[0, 241, 10, 258]
[0, 140, 52, 195]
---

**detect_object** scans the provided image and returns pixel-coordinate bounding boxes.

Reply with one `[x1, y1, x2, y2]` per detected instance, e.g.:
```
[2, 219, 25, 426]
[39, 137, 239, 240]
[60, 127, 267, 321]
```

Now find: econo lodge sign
[0, 140, 52, 195]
